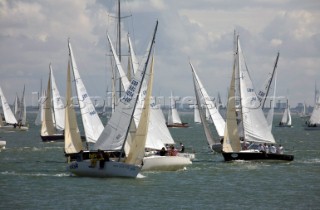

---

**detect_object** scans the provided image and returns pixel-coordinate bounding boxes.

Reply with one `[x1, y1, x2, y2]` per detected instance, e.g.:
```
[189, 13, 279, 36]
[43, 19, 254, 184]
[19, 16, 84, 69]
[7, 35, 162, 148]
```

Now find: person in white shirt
[277, 144, 284, 154]
[270, 144, 277, 153]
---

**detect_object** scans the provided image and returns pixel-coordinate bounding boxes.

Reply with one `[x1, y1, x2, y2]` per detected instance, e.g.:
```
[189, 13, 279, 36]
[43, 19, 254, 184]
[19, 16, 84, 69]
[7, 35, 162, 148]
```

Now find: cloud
[0, 0, 319, 108]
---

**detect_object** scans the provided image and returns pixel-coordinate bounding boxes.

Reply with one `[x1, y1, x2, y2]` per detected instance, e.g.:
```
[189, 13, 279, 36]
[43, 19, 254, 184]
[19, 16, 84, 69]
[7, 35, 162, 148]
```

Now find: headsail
[68, 40, 104, 143]
[64, 59, 83, 154]
[222, 55, 241, 153]
[41, 69, 55, 136]
[189, 62, 225, 137]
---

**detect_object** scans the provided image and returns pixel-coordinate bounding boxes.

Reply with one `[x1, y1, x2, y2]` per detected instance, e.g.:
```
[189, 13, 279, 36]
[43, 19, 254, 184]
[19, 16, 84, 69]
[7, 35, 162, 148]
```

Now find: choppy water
[0, 112, 319, 210]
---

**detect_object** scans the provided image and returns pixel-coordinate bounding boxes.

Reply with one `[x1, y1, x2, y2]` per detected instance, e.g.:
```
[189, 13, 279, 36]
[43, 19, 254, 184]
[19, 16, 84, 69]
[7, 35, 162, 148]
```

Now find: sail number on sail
[122, 80, 139, 103]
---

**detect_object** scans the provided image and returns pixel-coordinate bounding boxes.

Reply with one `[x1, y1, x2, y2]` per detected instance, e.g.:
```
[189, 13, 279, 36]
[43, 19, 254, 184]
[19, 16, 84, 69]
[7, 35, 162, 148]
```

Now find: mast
[261, 52, 279, 108]
[118, 21, 158, 160]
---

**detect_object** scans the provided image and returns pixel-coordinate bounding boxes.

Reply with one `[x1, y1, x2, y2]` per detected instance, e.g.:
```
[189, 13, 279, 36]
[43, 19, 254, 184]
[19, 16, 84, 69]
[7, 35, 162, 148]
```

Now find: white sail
[257, 52, 279, 108]
[35, 90, 46, 126]
[68, 40, 104, 143]
[13, 95, 20, 120]
[281, 108, 288, 124]
[191, 64, 217, 147]
[238, 38, 275, 144]
[64, 59, 83, 154]
[189, 62, 225, 137]
[128, 35, 139, 75]
[194, 104, 201, 123]
[168, 92, 182, 124]
[309, 96, 320, 125]
[107, 33, 131, 90]
[94, 21, 158, 151]
[50, 64, 65, 131]
[0, 87, 18, 124]
[41, 71, 55, 136]
[287, 106, 292, 126]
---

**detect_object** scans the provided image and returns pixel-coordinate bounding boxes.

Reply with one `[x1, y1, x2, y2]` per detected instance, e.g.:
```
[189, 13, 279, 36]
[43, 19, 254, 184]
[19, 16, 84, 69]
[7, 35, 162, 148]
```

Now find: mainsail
[237, 38, 275, 144]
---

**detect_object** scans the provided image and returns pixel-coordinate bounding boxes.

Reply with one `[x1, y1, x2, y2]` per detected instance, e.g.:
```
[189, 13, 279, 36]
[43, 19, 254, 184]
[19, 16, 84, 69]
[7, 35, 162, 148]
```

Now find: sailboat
[107, 30, 192, 171]
[305, 96, 320, 130]
[190, 62, 225, 152]
[40, 64, 65, 141]
[278, 99, 292, 127]
[0, 86, 28, 131]
[166, 92, 189, 128]
[221, 36, 294, 161]
[66, 21, 158, 178]
[299, 102, 310, 119]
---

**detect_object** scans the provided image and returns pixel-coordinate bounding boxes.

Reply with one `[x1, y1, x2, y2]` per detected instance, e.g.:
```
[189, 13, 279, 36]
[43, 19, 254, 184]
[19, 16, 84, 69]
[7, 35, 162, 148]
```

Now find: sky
[0, 0, 319, 108]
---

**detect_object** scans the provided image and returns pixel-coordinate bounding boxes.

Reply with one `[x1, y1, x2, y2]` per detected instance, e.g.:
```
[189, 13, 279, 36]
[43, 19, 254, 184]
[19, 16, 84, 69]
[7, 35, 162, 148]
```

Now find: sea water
[0, 112, 319, 209]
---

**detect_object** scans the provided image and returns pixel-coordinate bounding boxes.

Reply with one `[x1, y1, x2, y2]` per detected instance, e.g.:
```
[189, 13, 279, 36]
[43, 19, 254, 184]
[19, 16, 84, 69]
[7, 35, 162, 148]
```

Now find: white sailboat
[299, 102, 310, 119]
[278, 99, 292, 128]
[0, 86, 28, 131]
[222, 36, 294, 161]
[189, 62, 225, 152]
[107, 31, 192, 171]
[68, 40, 104, 144]
[40, 65, 65, 141]
[67, 21, 158, 178]
[166, 92, 189, 128]
[306, 96, 320, 130]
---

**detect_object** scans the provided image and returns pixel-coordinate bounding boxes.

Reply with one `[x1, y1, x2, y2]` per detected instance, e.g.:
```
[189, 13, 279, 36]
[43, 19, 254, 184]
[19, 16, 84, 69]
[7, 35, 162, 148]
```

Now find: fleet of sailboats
[0, 86, 28, 131]
[6, 1, 320, 177]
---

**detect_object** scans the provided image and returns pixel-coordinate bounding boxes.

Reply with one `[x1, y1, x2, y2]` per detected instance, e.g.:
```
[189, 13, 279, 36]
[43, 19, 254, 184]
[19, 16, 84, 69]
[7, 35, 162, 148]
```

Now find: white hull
[0, 125, 28, 132]
[142, 155, 192, 171]
[67, 159, 141, 178]
[0, 140, 6, 149]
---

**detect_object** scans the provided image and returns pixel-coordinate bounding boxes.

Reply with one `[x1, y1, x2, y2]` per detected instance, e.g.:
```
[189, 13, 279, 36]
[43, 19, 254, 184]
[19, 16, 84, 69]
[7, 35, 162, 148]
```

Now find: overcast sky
[0, 0, 319, 108]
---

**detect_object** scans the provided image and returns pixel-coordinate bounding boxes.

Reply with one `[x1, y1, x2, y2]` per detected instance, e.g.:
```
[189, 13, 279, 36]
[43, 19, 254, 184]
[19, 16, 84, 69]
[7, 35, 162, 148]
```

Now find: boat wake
[1, 170, 69, 177]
